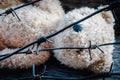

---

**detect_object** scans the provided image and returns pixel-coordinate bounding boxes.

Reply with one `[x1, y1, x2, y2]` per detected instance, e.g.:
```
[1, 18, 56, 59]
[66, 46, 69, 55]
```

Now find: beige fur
[0, 43, 52, 69]
[54, 7, 115, 73]
[0, 0, 64, 69]
[0, 0, 36, 9]
[0, 0, 23, 9]
[0, 0, 64, 48]
[0, 28, 6, 50]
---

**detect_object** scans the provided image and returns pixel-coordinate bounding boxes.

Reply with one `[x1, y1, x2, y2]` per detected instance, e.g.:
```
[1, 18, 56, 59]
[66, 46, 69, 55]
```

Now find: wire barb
[26, 48, 33, 54]
[32, 64, 47, 80]
[88, 41, 92, 60]
[32, 64, 36, 77]
[109, 62, 113, 72]
[2, 8, 21, 22]
[11, 8, 21, 21]
[32, 64, 41, 79]
[35, 36, 47, 55]
[36, 43, 40, 55]
[40, 65, 47, 77]
[46, 39, 54, 44]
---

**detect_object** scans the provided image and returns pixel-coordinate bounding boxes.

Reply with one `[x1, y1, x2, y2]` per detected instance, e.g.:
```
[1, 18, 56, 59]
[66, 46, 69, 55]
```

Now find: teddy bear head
[54, 7, 115, 73]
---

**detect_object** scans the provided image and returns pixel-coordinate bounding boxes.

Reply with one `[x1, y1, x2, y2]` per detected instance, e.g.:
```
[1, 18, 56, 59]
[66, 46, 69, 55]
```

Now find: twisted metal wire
[0, 0, 119, 61]
[18, 71, 120, 80]
[0, 0, 41, 21]
[0, 0, 41, 16]
[0, 1, 120, 80]
[17, 63, 120, 80]
[0, 42, 120, 59]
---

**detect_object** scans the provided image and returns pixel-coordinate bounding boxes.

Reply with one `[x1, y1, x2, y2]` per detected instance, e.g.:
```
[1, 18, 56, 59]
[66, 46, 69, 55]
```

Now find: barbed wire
[1, 42, 120, 60]
[0, 0, 41, 21]
[18, 72, 120, 80]
[0, 1, 120, 61]
[17, 64, 120, 80]
[0, 0, 41, 16]
[0, 1, 120, 80]
[5, 63, 117, 80]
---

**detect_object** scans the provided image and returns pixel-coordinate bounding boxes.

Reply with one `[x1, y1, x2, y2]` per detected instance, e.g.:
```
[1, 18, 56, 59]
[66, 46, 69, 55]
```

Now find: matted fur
[0, 0, 64, 69]
[54, 7, 115, 73]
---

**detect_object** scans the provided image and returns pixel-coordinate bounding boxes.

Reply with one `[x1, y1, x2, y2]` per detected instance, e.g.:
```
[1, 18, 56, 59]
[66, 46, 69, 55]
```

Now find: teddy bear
[0, 0, 64, 69]
[54, 7, 115, 73]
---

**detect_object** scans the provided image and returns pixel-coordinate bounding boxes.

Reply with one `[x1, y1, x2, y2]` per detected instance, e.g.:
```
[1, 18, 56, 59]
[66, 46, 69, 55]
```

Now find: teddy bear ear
[101, 11, 115, 24]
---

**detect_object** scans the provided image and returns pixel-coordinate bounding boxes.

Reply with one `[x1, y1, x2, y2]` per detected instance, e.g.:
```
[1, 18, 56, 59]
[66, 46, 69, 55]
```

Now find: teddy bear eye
[73, 24, 83, 32]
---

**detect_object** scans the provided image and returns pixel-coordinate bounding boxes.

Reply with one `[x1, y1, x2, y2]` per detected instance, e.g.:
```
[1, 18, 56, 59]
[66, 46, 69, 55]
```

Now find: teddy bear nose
[73, 24, 83, 32]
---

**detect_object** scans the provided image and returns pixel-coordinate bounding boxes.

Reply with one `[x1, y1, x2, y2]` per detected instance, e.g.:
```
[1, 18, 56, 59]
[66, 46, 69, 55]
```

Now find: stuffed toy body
[54, 7, 115, 73]
[0, 0, 64, 69]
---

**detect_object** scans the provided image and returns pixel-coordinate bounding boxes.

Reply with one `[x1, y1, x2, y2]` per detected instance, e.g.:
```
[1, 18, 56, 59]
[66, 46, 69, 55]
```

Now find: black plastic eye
[73, 24, 83, 32]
